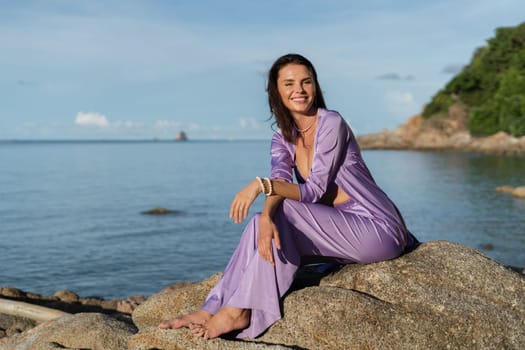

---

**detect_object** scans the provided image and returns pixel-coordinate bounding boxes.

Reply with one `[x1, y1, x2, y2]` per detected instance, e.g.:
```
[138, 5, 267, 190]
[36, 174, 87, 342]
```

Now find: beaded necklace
[295, 115, 317, 134]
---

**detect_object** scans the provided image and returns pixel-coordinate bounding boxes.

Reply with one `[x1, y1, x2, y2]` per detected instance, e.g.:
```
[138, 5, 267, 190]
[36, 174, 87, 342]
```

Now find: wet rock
[480, 243, 495, 250]
[496, 186, 515, 194]
[496, 185, 525, 199]
[142, 207, 179, 215]
[0, 287, 25, 299]
[53, 290, 79, 303]
[512, 186, 525, 199]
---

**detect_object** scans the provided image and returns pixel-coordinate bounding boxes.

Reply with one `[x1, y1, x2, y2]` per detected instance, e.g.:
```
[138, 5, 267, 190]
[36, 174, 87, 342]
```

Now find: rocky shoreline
[356, 107, 525, 157]
[1, 241, 524, 349]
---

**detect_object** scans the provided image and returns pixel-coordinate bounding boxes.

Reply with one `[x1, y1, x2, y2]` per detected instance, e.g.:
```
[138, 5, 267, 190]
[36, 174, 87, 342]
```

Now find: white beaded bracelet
[255, 176, 265, 194]
[263, 177, 273, 196]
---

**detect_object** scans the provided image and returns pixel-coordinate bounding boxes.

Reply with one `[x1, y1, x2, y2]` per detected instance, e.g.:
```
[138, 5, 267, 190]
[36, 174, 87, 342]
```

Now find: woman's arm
[257, 193, 284, 265]
[229, 178, 262, 224]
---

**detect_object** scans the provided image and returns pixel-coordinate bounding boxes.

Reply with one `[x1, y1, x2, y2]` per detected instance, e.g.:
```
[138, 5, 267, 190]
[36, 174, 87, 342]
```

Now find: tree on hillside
[423, 22, 525, 136]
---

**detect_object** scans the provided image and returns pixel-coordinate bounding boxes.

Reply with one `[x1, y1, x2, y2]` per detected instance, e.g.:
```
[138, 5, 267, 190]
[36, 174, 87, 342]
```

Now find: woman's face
[277, 64, 317, 118]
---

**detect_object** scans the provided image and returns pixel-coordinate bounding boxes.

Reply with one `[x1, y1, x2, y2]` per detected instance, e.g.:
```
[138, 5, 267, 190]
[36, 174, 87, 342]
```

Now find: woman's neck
[292, 108, 318, 131]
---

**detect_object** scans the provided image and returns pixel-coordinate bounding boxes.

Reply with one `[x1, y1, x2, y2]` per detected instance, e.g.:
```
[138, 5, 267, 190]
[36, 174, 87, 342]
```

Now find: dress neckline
[292, 108, 322, 183]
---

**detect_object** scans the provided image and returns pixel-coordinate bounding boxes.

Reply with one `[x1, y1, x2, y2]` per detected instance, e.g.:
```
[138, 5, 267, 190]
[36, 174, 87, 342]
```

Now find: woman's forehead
[278, 64, 312, 80]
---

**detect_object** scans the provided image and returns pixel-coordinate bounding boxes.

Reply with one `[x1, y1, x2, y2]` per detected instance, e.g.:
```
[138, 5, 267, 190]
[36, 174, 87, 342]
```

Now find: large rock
[130, 241, 525, 349]
[0, 312, 136, 350]
[258, 241, 525, 349]
[132, 273, 221, 331]
[129, 327, 295, 350]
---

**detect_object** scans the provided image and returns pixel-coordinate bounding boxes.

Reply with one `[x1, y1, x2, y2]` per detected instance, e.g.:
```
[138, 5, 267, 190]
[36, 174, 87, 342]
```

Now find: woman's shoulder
[318, 108, 357, 142]
[318, 108, 348, 129]
[319, 108, 345, 123]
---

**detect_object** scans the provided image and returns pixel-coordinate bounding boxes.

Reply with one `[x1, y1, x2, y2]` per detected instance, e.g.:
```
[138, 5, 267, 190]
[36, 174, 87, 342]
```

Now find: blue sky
[1, 0, 524, 140]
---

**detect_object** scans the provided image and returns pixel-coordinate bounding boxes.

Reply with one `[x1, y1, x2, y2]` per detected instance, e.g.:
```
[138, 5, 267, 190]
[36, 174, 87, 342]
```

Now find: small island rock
[141, 208, 178, 215]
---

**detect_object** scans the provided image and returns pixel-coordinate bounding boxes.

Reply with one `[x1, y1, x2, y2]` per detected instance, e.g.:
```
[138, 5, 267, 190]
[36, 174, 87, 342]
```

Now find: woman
[159, 53, 417, 339]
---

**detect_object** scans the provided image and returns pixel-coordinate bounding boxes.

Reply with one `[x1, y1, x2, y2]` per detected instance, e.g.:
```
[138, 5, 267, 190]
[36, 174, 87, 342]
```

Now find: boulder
[0, 313, 137, 350]
[130, 241, 525, 349]
[496, 185, 525, 199]
[512, 186, 525, 199]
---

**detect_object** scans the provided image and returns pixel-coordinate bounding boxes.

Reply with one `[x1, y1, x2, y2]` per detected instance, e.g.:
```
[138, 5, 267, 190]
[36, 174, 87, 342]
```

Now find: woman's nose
[295, 83, 305, 92]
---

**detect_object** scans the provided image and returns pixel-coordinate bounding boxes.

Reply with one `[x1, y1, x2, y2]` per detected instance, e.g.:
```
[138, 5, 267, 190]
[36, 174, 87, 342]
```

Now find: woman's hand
[257, 215, 281, 266]
[229, 179, 261, 224]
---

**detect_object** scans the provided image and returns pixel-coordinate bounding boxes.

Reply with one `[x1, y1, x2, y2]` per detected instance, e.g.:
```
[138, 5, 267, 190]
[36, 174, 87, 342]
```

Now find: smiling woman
[158, 53, 418, 340]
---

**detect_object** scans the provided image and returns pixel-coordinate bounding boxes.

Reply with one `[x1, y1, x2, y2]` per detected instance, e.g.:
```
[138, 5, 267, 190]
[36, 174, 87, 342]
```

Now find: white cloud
[113, 120, 143, 129]
[75, 112, 109, 128]
[153, 120, 181, 130]
[385, 91, 421, 119]
[239, 117, 260, 129]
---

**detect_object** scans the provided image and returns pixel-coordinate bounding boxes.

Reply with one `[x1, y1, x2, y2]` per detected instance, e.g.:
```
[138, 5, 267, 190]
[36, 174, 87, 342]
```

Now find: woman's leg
[276, 199, 405, 264]
[199, 212, 300, 338]
[197, 199, 406, 339]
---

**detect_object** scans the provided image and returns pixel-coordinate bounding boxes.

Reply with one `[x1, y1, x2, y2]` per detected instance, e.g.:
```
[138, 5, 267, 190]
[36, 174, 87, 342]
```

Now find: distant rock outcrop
[357, 104, 525, 156]
[175, 131, 188, 141]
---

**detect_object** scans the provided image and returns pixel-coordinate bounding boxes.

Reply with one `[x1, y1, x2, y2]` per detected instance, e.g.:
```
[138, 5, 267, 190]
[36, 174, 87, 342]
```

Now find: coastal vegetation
[422, 21, 525, 136]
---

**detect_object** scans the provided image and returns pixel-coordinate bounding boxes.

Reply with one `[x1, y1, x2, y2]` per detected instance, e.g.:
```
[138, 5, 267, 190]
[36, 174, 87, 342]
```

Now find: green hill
[422, 21, 525, 136]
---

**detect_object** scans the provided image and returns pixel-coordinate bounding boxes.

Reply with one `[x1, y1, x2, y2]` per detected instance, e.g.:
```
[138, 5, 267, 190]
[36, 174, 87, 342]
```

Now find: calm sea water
[1, 141, 524, 299]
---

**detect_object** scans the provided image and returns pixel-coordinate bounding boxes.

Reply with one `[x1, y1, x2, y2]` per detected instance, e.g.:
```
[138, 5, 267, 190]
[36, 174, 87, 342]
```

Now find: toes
[190, 324, 206, 337]
[159, 320, 172, 329]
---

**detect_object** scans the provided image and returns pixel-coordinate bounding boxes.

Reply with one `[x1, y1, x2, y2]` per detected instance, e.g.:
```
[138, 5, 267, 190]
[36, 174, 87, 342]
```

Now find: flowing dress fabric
[200, 108, 417, 338]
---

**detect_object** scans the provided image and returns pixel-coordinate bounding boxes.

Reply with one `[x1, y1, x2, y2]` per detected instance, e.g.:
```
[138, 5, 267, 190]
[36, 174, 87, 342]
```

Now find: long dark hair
[267, 53, 327, 142]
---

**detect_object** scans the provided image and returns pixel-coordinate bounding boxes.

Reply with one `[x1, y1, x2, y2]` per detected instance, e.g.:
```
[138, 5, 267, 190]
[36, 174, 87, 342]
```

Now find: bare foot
[159, 310, 212, 330]
[199, 306, 250, 339]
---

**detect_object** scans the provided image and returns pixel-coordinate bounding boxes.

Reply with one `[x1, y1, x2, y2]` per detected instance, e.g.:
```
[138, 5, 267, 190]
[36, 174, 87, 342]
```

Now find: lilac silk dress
[200, 108, 417, 338]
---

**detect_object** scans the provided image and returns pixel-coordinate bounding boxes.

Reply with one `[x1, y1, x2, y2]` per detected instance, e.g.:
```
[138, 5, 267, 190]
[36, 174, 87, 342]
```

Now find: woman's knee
[357, 238, 404, 264]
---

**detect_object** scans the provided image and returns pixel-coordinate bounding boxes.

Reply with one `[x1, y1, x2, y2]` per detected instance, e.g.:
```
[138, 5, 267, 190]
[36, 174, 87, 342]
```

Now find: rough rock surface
[0, 313, 36, 338]
[0, 312, 137, 350]
[130, 241, 525, 349]
[132, 273, 221, 331]
[496, 185, 525, 199]
[129, 327, 295, 350]
[357, 106, 525, 156]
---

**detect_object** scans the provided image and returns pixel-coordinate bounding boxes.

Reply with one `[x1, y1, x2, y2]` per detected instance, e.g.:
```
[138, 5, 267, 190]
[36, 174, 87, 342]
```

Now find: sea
[1, 140, 524, 299]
